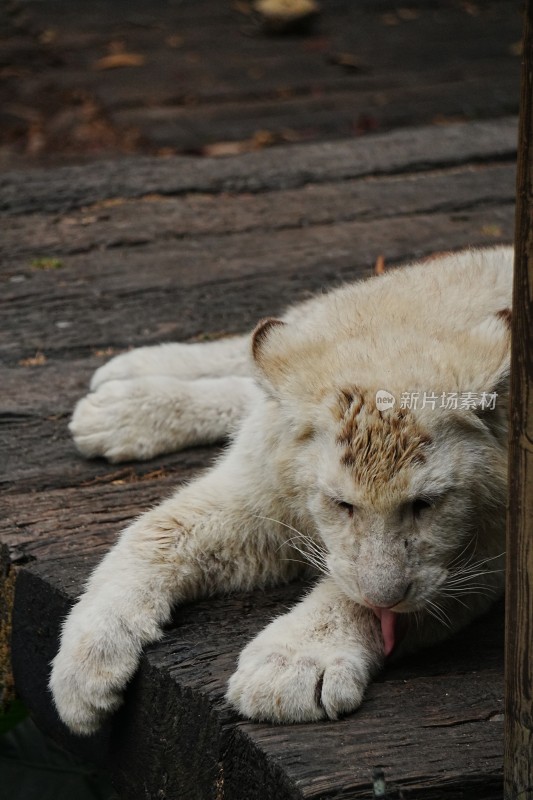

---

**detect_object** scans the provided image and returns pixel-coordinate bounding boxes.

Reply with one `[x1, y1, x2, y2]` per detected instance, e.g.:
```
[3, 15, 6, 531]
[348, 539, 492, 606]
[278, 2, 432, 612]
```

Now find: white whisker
[426, 598, 452, 630]
[437, 548, 505, 611]
[440, 594, 469, 610]
[445, 537, 478, 570]
[445, 572, 503, 588]
[448, 551, 505, 574]
[441, 584, 500, 597]
[252, 513, 328, 575]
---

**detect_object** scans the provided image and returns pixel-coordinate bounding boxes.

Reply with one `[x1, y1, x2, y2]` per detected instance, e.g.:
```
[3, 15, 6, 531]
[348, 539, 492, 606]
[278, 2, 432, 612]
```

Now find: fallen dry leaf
[38, 28, 58, 44]
[247, 65, 266, 80]
[93, 53, 146, 71]
[93, 347, 119, 358]
[165, 34, 184, 48]
[381, 12, 400, 26]
[87, 197, 127, 210]
[111, 467, 170, 485]
[0, 66, 30, 79]
[327, 52, 365, 72]
[19, 352, 47, 367]
[203, 130, 276, 156]
[375, 254, 386, 275]
[80, 215, 98, 226]
[232, 1, 253, 15]
[460, 1, 480, 16]
[202, 141, 250, 157]
[252, 129, 277, 147]
[397, 8, 419, 21]
[480, 224, 503, 238]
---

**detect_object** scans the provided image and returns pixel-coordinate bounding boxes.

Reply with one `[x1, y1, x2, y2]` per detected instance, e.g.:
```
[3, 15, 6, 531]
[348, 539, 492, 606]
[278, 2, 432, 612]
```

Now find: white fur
[70, 376, 260, 461]
[226, 578, 382, 722]
[71, 336, 255, 461]
[90, 337, 251, 388]
[51, 247, 512, 734]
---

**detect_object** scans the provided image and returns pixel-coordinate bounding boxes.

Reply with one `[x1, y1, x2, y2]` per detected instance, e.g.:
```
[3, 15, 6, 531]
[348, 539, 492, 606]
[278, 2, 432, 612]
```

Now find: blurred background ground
[0, 0, 523, 170]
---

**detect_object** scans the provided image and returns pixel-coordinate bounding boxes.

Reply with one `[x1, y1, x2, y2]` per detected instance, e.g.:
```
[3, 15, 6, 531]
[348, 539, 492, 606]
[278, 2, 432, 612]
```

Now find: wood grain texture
[0, 119, 516, 798]
[505, 2, 533, 797]
[0, 117, 518, 215]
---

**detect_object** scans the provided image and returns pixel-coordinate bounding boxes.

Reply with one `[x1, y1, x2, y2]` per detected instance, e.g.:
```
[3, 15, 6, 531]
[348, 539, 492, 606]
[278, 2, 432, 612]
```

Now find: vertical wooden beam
[505, 1, 533, 797]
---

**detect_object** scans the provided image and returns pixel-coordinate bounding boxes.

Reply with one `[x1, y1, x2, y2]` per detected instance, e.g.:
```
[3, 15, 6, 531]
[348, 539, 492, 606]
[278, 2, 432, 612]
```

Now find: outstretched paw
[71, 373, 256, 462]
[69, 377, 194, 462]
[226, 634, 369, 723]
[50, 612, 141, 735]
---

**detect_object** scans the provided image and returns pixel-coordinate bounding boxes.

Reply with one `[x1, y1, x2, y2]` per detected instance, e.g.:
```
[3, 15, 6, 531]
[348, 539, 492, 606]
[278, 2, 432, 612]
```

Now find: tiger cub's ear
[251, 318, 288, 393]
[251, 318, 286, 362]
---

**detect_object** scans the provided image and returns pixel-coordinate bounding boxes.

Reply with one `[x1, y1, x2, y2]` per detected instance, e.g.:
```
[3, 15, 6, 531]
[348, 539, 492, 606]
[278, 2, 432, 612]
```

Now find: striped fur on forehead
[334, 387, 432, 491]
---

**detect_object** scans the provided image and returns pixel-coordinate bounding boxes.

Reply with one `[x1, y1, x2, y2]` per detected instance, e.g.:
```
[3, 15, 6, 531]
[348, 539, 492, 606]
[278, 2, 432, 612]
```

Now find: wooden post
[505, 1, 533, 797]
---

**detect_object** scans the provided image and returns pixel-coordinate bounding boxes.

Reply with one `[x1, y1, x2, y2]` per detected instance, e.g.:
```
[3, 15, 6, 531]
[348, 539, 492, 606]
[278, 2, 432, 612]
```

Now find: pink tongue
[372, 607, 400, 657]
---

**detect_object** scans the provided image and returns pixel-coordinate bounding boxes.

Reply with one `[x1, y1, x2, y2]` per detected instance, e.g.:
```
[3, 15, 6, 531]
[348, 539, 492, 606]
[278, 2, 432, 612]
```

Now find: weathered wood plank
[0, 206, 514, 363]
[0, 139, 516, 369]
[0, 118, 517, 214]
[14, 0, 519, 108]
[112, 76, 520, 153]
[1, 162, 516, 258]
[0, 205, 513, 363]
[2, 480, 175, 561]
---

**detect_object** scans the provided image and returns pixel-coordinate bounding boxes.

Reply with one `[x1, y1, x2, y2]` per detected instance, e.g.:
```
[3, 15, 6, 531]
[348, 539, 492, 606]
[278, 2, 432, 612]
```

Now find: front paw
[50, 612, 140, 734]
[226, 635, 370, 723]
[70, 379, 149, 462]
[69, 378, 180, 462]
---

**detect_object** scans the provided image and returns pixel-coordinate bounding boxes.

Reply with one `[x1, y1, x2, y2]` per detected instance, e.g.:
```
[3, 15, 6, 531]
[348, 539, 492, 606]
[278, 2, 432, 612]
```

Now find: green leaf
[31, 258, 64, 270]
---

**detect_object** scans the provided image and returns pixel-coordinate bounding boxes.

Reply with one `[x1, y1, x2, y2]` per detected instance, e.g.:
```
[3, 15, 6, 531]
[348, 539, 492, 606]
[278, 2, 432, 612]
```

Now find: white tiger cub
[51, 247, 512, 734]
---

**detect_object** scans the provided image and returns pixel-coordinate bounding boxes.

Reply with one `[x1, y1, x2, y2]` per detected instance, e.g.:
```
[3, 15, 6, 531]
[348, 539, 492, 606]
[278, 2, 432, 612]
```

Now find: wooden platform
[0, 0, 523, 167]
[0, 115, 516, 798]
